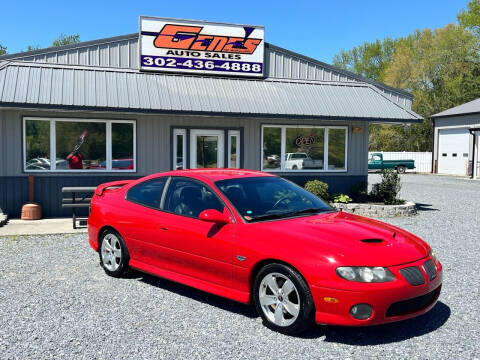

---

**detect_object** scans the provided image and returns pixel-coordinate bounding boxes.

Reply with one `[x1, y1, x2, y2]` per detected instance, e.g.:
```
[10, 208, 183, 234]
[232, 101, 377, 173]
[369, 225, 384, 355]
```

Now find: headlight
[336, 266, 395, 282]
[430, 249, 438, 264]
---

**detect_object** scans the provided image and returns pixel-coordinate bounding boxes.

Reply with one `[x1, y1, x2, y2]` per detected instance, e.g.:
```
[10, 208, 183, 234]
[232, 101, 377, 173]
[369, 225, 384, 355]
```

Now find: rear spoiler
[94, 180, 134, 196]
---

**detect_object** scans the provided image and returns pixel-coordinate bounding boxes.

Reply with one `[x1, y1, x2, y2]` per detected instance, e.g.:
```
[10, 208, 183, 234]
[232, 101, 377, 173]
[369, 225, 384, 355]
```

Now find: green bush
[304, 180, 329, 201]
[370, 169, 403, 205]
[333, 193, 352, 204]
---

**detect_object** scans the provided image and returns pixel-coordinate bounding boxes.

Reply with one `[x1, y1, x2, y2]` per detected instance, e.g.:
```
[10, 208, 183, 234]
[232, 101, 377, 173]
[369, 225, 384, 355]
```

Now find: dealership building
[0, 17, 421, 217]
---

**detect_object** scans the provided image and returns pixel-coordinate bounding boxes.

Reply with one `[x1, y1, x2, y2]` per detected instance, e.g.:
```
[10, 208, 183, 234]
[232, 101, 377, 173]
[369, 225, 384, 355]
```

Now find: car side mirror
[198, 209, 229, 224]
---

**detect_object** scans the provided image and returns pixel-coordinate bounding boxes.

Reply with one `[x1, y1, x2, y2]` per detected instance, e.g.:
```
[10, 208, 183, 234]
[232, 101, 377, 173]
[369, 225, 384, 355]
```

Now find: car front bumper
[311, 258, 443, 326]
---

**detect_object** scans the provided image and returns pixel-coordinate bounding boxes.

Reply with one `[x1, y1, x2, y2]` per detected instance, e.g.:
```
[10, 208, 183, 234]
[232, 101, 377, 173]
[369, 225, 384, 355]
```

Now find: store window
[285, 127, 324, 170]
[56, 121, 106, 170]
[173, 129, 186, 170]
[328, 128, 346, 170]
[25, 119, 51, 170]
[228, 130, 240, 168]
[262, 127, 281, 170]
[261, 125, 347, 172]
[23, 118, 136, 172]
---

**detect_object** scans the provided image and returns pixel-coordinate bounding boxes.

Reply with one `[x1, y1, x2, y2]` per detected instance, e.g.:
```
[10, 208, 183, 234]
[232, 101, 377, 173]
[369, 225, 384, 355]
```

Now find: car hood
[255, 211, 430, 267]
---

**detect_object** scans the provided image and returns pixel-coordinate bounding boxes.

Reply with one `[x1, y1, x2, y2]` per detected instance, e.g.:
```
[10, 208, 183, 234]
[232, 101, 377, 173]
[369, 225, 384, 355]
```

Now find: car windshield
[215, 176, 333, 222]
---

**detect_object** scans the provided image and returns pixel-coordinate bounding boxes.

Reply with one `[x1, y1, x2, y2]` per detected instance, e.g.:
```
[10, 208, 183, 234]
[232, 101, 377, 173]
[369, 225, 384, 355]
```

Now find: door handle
[159, 226, 169, 231]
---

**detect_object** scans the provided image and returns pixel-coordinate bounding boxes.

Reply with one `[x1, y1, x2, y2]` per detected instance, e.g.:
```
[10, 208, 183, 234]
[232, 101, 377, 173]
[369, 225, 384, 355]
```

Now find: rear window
[126, 177, 168, 209]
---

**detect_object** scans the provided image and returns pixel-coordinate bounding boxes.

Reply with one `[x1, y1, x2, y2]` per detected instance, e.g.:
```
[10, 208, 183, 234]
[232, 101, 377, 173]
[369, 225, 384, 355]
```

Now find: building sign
[139, 16, 265, 77]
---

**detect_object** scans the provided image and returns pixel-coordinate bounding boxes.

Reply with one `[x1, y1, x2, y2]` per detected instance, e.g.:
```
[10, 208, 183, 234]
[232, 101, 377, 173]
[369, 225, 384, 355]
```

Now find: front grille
[399, 266, 425, 286]
[423, 259, 437, 280]
[386, 287, 439, 317]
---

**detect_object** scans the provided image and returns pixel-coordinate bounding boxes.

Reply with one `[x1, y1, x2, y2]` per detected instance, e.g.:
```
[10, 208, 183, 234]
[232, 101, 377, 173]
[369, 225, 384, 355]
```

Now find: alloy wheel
[258, 272, 300, 327]
[101, 233, 122, 272]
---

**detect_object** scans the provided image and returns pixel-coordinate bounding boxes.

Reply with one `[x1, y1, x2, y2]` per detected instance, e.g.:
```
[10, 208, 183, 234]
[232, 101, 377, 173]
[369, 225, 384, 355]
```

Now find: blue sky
[1, 0, 469, 63]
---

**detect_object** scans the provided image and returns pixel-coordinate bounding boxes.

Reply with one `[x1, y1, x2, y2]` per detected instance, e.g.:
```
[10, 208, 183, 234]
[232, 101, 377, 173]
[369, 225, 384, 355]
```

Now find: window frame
[162, 176, 230, 221]
[125, 176, 170, 210]
[260, 124, 348, 173]
[23, 117, 136, 173]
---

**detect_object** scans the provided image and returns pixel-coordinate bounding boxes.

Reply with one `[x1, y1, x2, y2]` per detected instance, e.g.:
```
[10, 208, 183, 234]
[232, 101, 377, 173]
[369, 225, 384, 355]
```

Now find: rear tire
[253, 263, 315, 335]
[292, 165, 298, 170]
[99, 229, 130, 278]
[396, 165, 406, 174]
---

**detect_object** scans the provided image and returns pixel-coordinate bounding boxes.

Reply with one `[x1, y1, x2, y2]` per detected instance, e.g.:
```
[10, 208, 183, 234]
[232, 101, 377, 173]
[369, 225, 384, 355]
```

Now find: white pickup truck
[284, 153, 324, 170]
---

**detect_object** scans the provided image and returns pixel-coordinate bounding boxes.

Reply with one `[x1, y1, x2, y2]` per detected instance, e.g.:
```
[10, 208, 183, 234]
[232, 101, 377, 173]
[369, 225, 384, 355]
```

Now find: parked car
[368, 152, 415, 173]
[284, 153, 323, 170]
[88, 169, 442, 334]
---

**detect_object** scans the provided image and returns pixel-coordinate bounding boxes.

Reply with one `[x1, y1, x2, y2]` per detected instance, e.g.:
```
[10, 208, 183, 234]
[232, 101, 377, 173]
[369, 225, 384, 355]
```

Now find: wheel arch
[97, 225, 123, 247]
[249, 258, 310, 301]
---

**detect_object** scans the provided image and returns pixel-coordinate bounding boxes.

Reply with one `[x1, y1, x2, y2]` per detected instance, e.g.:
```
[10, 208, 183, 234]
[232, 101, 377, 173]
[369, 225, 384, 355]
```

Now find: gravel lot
[1, 174, 479, 359]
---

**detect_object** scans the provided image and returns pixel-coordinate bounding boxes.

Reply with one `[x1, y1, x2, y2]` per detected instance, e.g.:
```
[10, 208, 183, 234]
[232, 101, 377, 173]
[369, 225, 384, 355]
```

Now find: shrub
[333, 193, 352, 204]
[370, 169, 403, 205]
[304, 180, 329, 201]
[350, 181, 368, 202]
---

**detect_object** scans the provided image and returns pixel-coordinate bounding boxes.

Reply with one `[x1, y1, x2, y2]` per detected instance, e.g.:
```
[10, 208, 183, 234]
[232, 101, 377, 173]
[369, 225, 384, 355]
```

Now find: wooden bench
[61, 187, 96, 229]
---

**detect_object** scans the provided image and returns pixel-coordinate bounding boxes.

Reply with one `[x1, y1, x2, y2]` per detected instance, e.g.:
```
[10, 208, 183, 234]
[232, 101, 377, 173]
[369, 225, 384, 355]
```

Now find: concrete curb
[331, 201, 417, 217]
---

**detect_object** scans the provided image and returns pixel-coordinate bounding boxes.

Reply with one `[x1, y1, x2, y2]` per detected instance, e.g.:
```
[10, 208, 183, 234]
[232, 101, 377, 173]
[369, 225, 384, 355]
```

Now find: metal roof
[0, 61, 421, 122]
[431, 98, 480, 118]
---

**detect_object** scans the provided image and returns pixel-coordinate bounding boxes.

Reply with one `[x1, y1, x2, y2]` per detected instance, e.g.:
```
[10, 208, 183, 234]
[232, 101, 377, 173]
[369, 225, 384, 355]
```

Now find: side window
[126, 177, 168, 209]
[165, 178, 224, 218]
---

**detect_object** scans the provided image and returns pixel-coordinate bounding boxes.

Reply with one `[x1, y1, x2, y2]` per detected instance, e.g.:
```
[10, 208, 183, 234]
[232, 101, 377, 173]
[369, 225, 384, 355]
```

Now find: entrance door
[438, 128, 469, 175]
[190, 129, 224, 169]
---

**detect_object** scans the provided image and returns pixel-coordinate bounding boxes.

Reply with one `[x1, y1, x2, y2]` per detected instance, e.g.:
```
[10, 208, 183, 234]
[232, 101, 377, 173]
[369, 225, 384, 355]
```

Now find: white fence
[369, 152, 432, 173]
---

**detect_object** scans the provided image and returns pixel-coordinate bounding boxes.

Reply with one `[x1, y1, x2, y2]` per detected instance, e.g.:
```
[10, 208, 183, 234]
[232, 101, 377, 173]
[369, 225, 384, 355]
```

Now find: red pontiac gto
[88, 169, 442, 334]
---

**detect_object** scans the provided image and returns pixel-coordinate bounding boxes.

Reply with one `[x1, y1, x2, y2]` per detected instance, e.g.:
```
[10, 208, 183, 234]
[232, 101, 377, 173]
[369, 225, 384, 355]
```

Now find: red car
[88, 169, 442, 334]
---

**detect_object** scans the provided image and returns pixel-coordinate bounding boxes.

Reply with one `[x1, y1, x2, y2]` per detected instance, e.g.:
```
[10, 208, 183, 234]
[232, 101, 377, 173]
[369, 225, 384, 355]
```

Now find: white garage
[432, 99, 480, 179]
[437, 128, 470, 175]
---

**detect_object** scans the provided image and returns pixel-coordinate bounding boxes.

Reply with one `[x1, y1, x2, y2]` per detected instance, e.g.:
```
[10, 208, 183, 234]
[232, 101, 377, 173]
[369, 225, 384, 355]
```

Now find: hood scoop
[360, 238, 384, 244]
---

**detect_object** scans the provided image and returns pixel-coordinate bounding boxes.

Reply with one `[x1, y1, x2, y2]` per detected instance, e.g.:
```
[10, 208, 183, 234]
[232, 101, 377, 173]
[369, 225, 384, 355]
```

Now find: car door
[159, 177, 234, 288]
[119, 176, 173, 268]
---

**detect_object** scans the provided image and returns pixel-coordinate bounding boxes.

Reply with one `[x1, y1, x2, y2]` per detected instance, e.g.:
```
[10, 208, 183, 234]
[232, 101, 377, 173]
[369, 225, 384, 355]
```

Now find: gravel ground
[0, 174, 479, 359]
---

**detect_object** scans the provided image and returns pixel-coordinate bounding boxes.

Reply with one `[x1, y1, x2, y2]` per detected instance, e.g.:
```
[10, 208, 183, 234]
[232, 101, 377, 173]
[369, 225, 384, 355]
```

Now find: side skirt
[129, 259, 251, 304]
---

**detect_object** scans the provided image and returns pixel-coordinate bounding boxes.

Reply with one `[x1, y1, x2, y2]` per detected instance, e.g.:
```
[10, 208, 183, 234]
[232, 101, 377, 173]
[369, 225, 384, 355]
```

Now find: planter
[331, 201, 417, 217]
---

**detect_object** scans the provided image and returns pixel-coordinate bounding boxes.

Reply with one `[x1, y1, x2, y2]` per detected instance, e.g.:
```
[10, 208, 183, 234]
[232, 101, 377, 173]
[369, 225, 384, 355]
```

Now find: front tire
[99, 229, 130, 277]
[253, 263, 315, 334]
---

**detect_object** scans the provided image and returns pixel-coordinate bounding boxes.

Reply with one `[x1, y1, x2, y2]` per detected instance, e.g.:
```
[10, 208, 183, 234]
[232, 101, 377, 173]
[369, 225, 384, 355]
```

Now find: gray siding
[0, 109, 369, 177]
[1, 109, 369, 217]
[2, 34, 412, 109]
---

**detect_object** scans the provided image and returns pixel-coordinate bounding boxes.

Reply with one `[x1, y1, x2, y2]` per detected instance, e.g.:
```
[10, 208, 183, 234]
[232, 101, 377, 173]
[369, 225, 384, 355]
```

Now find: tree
[332, 38, 398, 82]
[26, 45, 40, 52]
[333, 20, 480, 152]
[0, 44, 6, 56]
[458, 0, 480, 37]
[52, 34, 80, 47]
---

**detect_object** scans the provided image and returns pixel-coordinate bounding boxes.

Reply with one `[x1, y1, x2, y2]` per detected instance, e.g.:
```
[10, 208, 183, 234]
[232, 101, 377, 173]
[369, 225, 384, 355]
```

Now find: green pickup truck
[368, 153, 415, 174]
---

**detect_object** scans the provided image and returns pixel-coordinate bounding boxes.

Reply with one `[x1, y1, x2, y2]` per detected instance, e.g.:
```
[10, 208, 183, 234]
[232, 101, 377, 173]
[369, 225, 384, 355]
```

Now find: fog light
[350, 304, 373, 320]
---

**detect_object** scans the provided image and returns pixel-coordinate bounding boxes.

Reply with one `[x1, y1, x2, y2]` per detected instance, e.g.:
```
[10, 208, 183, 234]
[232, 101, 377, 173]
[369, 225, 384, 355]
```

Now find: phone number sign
[140, 17, 265, 77]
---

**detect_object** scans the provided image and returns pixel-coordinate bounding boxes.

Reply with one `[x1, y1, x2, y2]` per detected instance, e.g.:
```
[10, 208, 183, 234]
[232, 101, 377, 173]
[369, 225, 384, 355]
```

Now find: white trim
[23, 117, 136, 173]
[227, 130, 240, 168]
[260, 124, 348, 173]
[173, 128, 186, 170]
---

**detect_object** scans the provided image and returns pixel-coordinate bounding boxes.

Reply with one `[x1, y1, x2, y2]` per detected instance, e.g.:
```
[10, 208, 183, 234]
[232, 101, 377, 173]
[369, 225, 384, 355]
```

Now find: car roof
[149, 169, 275, 182]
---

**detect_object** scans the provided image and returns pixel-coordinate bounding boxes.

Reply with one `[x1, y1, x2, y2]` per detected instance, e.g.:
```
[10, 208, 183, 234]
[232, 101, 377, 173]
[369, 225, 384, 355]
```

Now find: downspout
[431, 117, 435, 174]
[469, 128, 480, 179]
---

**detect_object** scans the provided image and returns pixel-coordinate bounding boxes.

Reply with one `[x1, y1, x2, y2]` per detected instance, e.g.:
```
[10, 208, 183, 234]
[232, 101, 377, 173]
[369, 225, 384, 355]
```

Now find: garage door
[438, 128, 469, 175]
